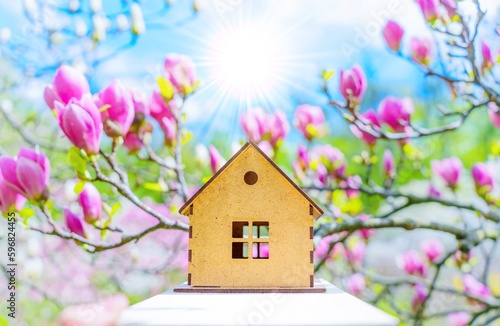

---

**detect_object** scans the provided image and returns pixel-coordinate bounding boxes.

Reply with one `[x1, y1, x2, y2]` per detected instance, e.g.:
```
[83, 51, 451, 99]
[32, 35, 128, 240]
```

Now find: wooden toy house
[177, 142, 324, 292]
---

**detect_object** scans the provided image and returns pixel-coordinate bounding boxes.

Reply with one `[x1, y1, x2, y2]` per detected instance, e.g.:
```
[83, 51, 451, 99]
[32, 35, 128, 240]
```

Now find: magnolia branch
[89, 157, 189, 232]
[0, 101, 67, 152]
[173, 101, 190, 202]
[28, 205, 179, 253]
[326, 96, 490, 141]
[306, 184, 500, 223]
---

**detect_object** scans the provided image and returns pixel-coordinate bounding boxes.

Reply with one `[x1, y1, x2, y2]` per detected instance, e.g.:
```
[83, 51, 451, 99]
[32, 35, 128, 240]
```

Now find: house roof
[179, 141, 324, 217]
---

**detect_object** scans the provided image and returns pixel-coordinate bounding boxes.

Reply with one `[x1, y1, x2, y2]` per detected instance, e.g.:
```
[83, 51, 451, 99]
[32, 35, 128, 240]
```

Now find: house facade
[179, 142, 323, 288]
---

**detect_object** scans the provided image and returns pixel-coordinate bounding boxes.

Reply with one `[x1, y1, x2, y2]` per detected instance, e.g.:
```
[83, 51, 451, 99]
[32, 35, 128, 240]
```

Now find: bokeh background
[0, 0, 499, 325]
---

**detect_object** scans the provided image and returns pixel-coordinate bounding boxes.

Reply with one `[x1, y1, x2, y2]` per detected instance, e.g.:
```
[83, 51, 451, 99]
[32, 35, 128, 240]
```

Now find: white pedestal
[119, 279, 399, 326]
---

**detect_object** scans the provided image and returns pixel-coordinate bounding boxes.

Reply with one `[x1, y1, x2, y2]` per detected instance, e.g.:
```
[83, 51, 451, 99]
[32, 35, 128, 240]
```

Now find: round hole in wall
[244, 171, 258, 185]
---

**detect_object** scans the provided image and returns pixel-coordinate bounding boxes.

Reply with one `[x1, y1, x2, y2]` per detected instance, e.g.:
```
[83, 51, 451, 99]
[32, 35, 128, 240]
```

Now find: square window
[252, 242, 269, 259]
[252, 222, 269, 238]
[233, 222, 249, 238]
[232, 242, 248, 259]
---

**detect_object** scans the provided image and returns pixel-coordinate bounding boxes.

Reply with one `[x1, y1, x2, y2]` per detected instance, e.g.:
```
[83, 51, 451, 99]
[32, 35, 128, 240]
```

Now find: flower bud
[294, 104, 325, 141]
[0, 148, 50, 201]
[131, 3, 146, 35]
[432, 157, 462, 189]
[410, 37, 433, 65]
[78, 183, 102, 223]
[209, 146, 225, 174]
[44, 65, 90, 109]
[339, 65, 367, 106]
[383, 20, 404, 52]
[55, 94, 102, 154]
[96, 80, 135, 137]
[64, 208, 86, 238]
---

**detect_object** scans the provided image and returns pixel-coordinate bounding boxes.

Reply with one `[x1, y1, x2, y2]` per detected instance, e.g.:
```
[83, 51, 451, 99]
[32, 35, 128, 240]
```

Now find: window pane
[252, 242, 269, 259]
[232, 242, 248, 259]
[233, 222, 249, 238]
[259, 225, 269, 238]
[252, 222, 269, 238]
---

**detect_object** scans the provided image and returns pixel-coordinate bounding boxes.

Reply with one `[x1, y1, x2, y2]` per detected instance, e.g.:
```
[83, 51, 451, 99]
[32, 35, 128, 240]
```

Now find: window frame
[232, 221, 270, 260]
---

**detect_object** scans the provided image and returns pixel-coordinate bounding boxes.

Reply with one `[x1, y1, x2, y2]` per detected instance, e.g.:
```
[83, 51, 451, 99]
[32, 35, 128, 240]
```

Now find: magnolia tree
[0, 0, 500, 325]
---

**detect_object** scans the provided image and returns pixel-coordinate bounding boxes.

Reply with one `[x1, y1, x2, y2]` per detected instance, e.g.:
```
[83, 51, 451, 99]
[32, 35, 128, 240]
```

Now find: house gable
[179, 142, 323, 219]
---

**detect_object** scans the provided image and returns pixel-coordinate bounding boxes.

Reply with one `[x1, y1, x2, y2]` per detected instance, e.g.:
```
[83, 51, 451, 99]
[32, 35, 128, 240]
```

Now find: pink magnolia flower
[398, 251, 427, 277]
[432, 157, 462, 189]
[428, 184, 441, 198]
[0, 173, 26, 214]
[0, 148, 50, 201]
[131, 89, 150, 125]
[59, 293, 129, 326]
[358, 214, 374, 240]
[350, 109, 380, 146]
[346, 273, 366, 296]
[268, 110, 290, 146]
[294, 104, 325, 141]
[471, 163, 495, 195]
[315, 164, 329, 186]
[64, 209, 86, 238]
[446, 312, 471, 326]
[481, 40, 494, 75]
[441, 0, 457, 18]
[463, 274, 491, 298]
[95, 80, 135, 137]
[378, 97, 414, 133]
[410, 37, 433, 65]
[316, 145, 345, 178]
[416, 0, 440, 22]
[209, 146, 226, 174]
[420, 238, 444, 263]
[252, 243, 270, 259]
[78, 183, 102, 223]
[339, 65, 367, 105]
[341, 175, 362, 198]
[55, 94, 102, 154]
[160, 116, 176, 147]
[123, 132, 143, 153]
[346, 240, 365, 266]
[315, 234, 344, 260]
[383, 20, 404, 52]
[488, 102, 500, 129]
[149, 91, 177, 146]
[383, 149, 395, 178]
[44, 65, 90, 109]
[164, 53, 197, 95]
[411, 283, 428, 313]
[296, 145, 309, 171]
[241, 108, 267, 143]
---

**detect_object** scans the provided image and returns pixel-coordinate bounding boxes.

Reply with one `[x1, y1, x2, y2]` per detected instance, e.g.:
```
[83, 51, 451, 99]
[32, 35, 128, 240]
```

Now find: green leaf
[182, 131, 192, 145]
[18, 207, 35, 219]
[144, 182, 164, 192]
[74, 180, 86, 194]
[109, 203, 122, 218]
[157, 76, 174, 100]
[321, 69, 334, 82]
[68, 146, 88, 176]
[305, 124, 318, 138]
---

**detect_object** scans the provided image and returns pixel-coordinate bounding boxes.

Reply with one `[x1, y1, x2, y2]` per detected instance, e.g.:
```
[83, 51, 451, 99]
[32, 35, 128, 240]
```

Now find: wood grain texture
[182, 143, 323, 288]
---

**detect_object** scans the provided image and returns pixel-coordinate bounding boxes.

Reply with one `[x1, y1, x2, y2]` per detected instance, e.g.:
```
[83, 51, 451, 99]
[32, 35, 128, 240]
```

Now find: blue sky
[0, 0, 498, 146]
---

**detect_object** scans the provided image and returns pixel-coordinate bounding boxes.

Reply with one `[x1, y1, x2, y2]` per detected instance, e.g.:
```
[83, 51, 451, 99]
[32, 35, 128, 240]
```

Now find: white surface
[119, 279, 398, 326]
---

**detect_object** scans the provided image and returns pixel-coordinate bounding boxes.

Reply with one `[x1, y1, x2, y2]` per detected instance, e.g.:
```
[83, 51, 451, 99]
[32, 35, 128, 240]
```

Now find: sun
[205, 21, 290, 103]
